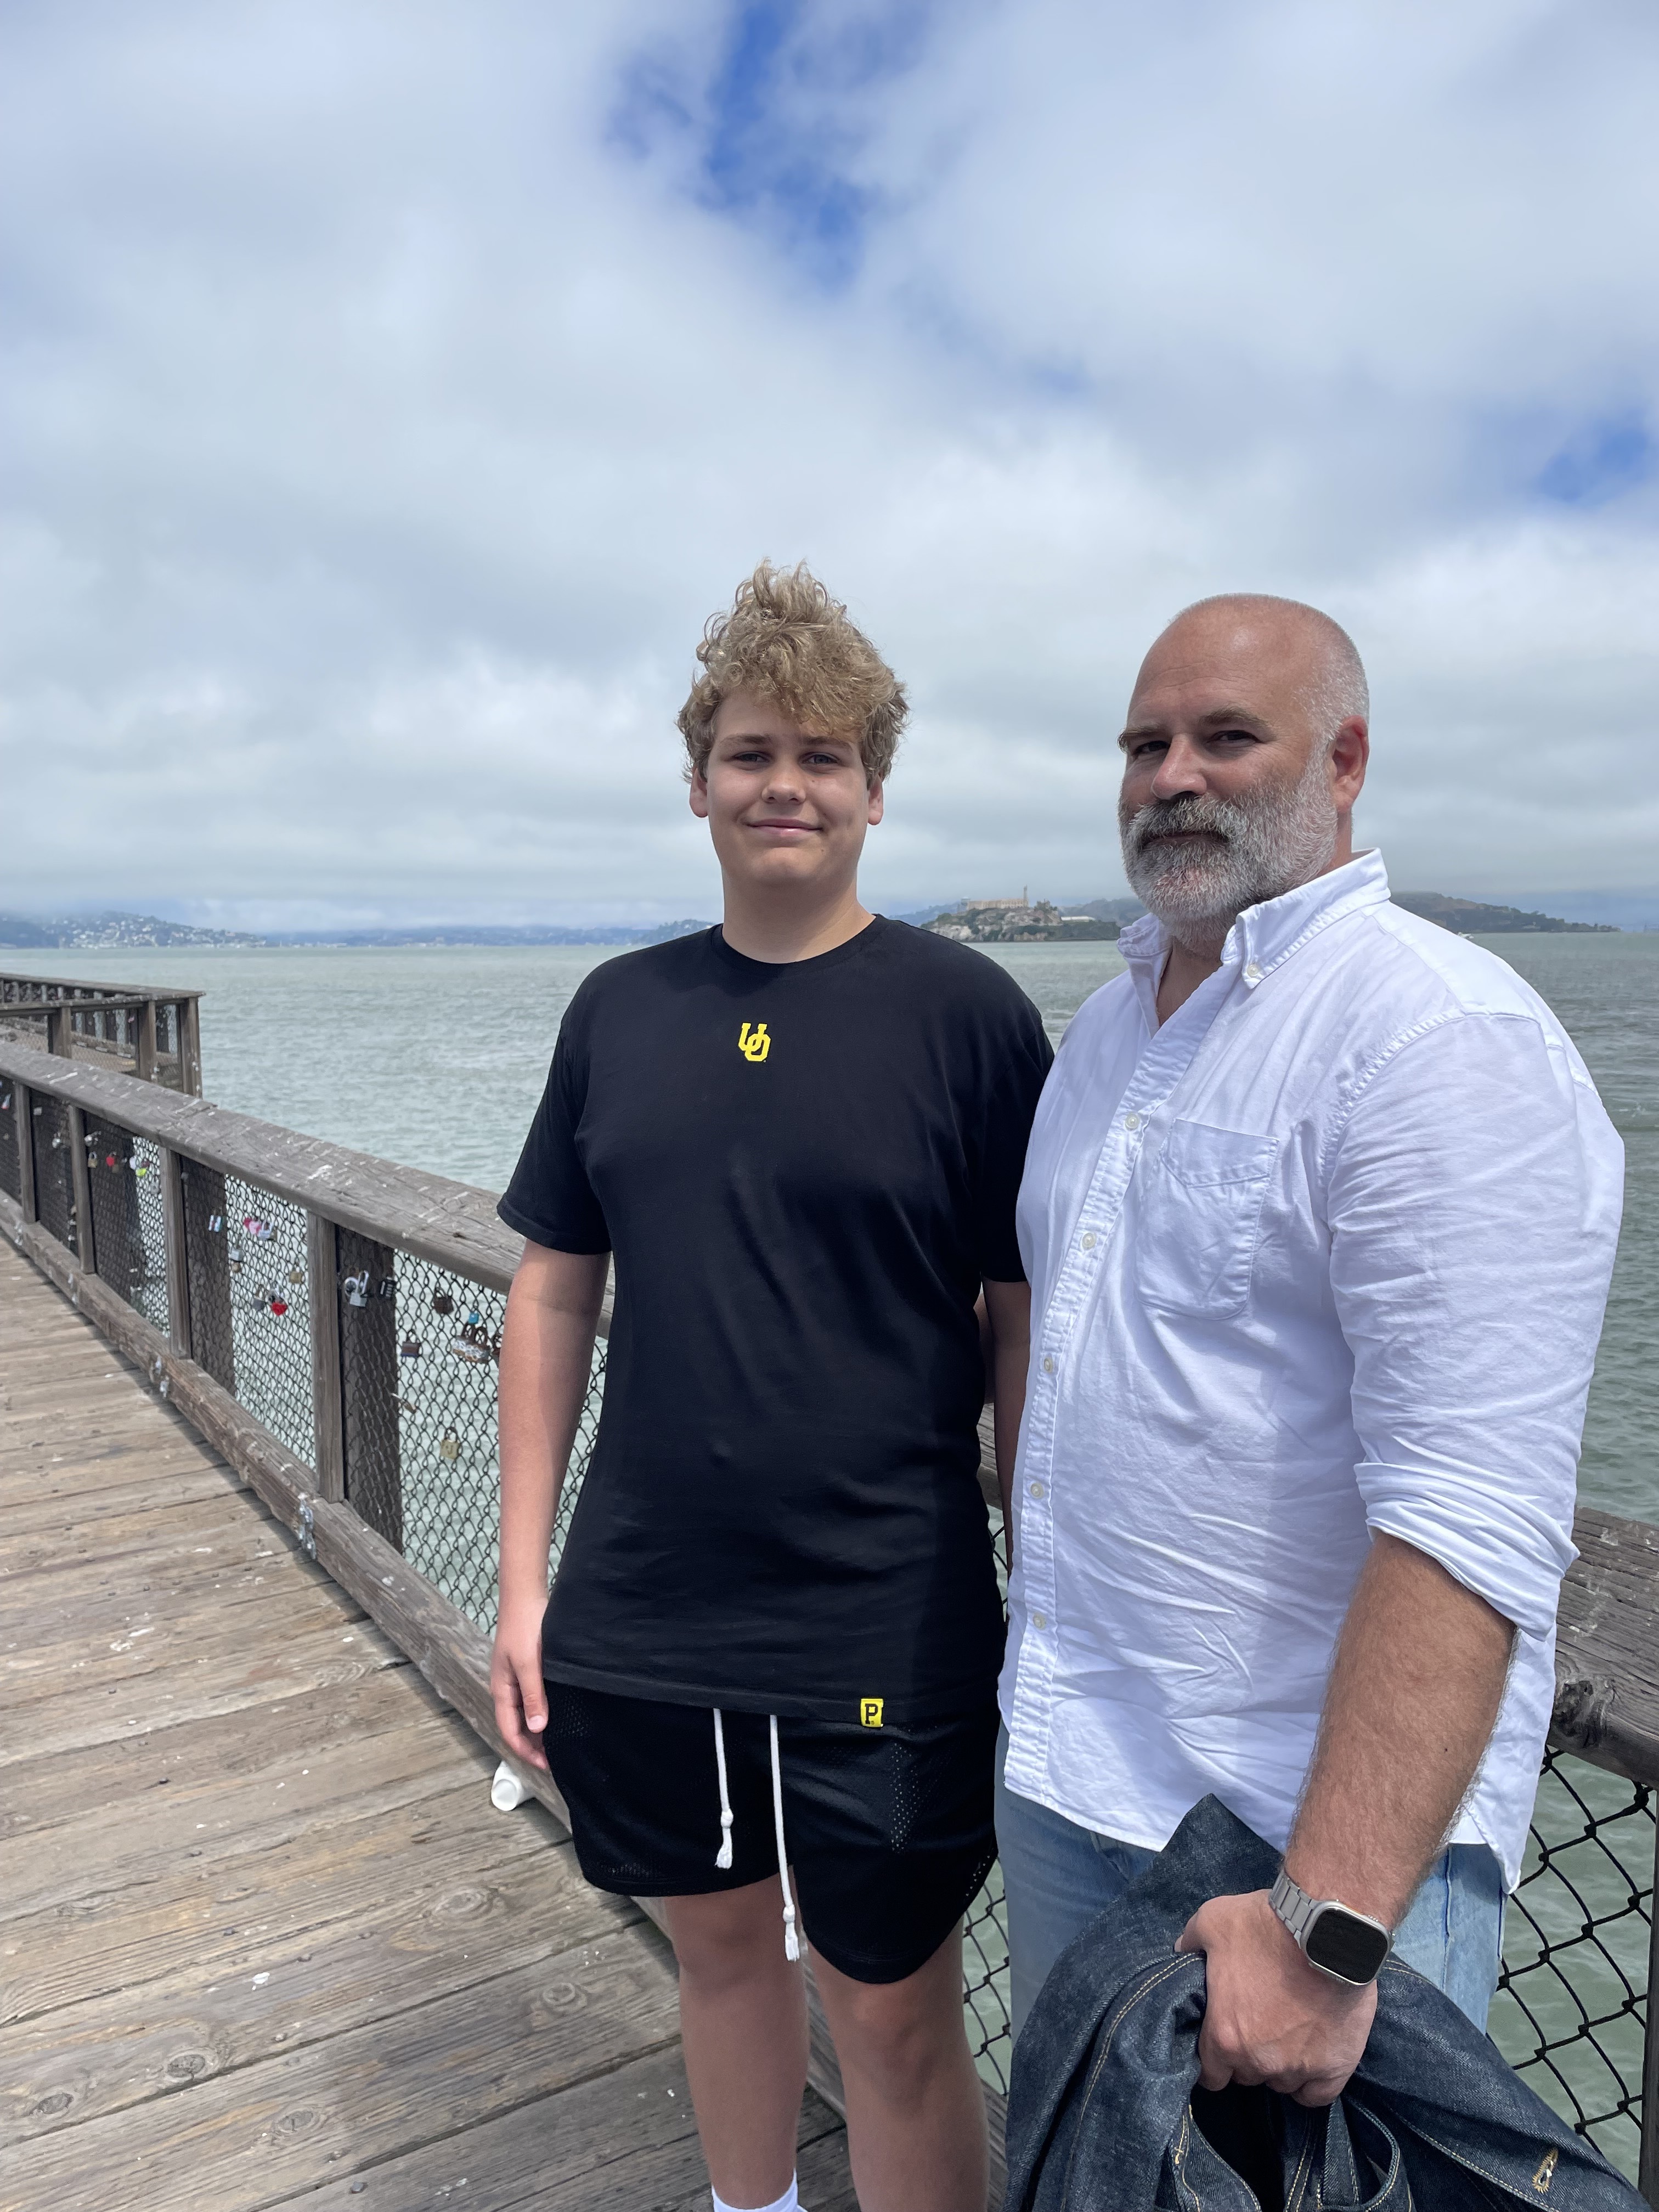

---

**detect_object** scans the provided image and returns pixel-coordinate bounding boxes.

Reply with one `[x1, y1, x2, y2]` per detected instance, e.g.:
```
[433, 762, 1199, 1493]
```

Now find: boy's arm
[490, 1239, 610, 1768]
[983, 1278, 1031, 1569]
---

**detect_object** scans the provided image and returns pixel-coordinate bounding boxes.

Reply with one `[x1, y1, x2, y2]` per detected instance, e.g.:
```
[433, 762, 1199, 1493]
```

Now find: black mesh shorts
[541, 1680, 999, 1985]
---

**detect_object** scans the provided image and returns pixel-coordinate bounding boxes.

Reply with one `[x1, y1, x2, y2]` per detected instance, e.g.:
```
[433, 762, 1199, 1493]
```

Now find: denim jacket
[1004, 1796, 1638, 2210]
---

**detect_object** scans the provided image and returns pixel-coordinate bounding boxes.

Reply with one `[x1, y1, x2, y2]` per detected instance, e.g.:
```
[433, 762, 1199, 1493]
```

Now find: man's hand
[1175, 1890, 1376, 2107]
[490, 1593, 551, 1770]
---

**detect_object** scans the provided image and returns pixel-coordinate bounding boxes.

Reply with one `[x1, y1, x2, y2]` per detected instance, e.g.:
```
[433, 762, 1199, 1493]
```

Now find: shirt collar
[1118, 850, 1392, 996]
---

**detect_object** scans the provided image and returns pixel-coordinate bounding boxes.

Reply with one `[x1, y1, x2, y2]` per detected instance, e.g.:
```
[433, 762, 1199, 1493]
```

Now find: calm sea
[7, 929, 1654, 1519]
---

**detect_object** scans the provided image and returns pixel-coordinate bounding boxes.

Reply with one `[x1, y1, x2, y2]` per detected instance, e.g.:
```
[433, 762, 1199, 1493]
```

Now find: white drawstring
[769, 1713, 801, 1962]
[710, 1708, 802, 1962]
[712, 1709, 735, 1871]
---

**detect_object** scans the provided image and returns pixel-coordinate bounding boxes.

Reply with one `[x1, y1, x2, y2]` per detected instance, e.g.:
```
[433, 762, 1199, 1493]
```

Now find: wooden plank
[0, 1461, 244, 1531]
[0, 1702, 479, 1926]
[1, 1927, 682, 2212]
[258, 2049, 853, 2212]
[1, 1575, 366, 1720]
[0, 1768, 544, 2028]
[0, 1663, 444, 1850]
[0, 1607, 403, 1767]
[0, 1488, 298, 1579]
[3, 1827, 633, 2151]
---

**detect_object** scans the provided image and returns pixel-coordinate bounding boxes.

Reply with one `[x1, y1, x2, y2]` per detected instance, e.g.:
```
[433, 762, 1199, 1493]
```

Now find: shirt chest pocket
[1133, 1119, 1280, 1322]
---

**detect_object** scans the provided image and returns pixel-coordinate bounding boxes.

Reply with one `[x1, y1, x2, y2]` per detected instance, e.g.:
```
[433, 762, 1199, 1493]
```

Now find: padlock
[439, 1429, 460, 1462]
[342, 1271, 369, 1309]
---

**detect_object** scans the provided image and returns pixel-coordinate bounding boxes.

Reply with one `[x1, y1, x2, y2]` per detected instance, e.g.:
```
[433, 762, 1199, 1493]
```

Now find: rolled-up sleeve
[1326, 1011, 1623, 1637]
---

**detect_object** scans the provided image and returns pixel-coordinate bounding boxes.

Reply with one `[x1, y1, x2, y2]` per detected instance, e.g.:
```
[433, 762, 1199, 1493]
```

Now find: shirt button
[1123, 1111, 1142, 1132]
[1042, 1355, 1055, 1374]
[1244, 961, 1263, 983]
[1031, 1611, 1047, 1630]
[1081, 1232, 1096, 1250]
[1029, 1480, 1046, 1500]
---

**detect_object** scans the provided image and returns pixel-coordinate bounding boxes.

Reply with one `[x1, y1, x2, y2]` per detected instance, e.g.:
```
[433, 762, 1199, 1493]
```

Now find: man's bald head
[1145, 594, 1369, 746]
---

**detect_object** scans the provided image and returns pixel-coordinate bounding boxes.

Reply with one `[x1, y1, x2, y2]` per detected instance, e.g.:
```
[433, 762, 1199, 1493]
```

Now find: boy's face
[690, 689, 884, 898]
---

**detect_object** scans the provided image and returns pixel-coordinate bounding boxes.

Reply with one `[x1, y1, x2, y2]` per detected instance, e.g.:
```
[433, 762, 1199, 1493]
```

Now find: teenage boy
[490, 562, 1051, 2212]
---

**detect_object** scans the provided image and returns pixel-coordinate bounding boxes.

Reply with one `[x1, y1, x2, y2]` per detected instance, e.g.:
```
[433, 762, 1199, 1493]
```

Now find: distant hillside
[0, 910, 262, 949]
[0, 911, 713, 951]
[1393, 894, 1616, 935]
[259, 920, 710, 947]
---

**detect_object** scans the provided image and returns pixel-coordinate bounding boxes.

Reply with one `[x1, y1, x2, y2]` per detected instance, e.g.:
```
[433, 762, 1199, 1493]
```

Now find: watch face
[1305, 1904, 1391, 1985]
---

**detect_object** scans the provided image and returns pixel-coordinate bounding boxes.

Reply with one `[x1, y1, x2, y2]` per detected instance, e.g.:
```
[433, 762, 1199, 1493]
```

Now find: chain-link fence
[0, 1077, 19, 1203]
[333, 1233, 605, 1631]
[224, 1180, 314, 1466]
[29, 1091, 78, 1256]
[1492, 1752, 1654, 2181]
[82, 1118, 170, 1335]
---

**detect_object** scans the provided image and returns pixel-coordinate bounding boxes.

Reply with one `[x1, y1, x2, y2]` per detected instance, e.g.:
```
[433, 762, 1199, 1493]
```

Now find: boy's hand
[491, 1595, 551, 1769]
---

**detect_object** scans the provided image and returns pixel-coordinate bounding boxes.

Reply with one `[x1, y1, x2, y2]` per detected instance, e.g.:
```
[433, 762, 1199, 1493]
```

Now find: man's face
[1116, 612, 1367, 939]
[690, 689, 883, 897]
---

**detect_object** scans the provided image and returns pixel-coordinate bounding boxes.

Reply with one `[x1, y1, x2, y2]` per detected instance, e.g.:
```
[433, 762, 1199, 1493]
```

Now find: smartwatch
[1269, 1867, 1391, 1988]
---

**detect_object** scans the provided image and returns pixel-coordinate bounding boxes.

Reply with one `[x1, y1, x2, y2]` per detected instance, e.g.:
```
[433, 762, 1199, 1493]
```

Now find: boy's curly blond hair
[678, 561, 907, 786]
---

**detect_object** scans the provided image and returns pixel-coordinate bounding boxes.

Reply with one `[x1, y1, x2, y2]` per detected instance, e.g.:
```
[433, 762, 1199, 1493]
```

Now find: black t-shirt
[498, 917, 1054, 1723]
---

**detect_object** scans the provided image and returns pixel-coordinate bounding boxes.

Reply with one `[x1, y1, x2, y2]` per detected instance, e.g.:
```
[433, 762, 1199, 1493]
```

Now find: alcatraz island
[921, 890, 1617, 945]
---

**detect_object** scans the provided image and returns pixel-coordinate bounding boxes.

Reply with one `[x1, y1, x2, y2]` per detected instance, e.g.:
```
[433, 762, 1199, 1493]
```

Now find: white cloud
[1, 0, 1655, 923]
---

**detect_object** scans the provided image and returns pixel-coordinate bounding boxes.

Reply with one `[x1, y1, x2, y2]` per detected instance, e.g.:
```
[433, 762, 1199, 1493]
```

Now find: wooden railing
[0, 972, 203, 1094]
[1, 1035, 1655, 2196]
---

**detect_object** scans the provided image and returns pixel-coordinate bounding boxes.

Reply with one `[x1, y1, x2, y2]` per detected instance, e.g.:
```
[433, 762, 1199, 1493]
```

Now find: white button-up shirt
[1000, 852, 1623, 1884]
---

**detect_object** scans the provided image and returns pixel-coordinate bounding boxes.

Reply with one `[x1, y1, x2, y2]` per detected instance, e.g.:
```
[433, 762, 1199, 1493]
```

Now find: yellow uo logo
[860, 1698, 884, 1729]
[738, 1020, 771, 1064]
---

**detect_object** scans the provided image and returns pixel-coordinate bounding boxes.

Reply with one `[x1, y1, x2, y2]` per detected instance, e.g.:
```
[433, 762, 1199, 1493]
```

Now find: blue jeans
[995, 1733, 1506, 2041]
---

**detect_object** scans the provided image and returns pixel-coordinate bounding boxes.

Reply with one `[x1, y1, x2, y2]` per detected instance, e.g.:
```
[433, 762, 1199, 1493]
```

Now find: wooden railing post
[45, 1005, 71, 1060]
[137, 1001, 159, 1084]
[65, 1103, 95, 1274]
[16, 1084, 37, 1222]
[162, 1147, 191, 1358]
[178, 1000, 203, 1096]
[307, 1210, 346, 1503]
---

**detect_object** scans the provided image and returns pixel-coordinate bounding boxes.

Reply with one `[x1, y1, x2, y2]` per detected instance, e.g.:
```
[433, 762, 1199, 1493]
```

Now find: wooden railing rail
[2, 1034, 1655, 2197]
[0, 973, 203, 1094]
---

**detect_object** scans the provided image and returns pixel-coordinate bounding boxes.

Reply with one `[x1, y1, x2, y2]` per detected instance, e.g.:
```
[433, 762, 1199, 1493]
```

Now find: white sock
[712, 2178, 800, 2212]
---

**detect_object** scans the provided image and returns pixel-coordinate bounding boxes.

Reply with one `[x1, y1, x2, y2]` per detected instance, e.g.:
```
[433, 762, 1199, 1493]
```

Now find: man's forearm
[1285, 1532, 1515, 1926]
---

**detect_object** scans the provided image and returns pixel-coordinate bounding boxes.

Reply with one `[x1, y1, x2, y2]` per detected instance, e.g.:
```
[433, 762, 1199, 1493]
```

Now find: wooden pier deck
[0, 1248, 856, 2211]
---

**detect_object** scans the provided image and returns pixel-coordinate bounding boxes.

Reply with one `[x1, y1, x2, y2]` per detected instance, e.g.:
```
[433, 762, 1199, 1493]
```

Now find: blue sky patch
[610, 1, 933, 290]
[1536, 411, 1655, 506]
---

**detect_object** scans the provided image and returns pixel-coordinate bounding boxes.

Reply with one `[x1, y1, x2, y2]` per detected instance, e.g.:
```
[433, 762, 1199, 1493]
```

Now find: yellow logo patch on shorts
[859, 1697, 884, 1728]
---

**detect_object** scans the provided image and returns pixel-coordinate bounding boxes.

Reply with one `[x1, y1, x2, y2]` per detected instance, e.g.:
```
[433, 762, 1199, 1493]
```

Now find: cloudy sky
[4, 0, 1657, 927]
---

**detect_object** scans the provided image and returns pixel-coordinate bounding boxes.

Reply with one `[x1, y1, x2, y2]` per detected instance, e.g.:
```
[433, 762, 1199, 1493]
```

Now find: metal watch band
[1269, 1867, 1392, 1987]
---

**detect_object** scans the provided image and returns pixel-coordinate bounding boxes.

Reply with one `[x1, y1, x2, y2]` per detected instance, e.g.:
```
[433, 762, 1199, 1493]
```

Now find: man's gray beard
[1120, 747, 1339, 940]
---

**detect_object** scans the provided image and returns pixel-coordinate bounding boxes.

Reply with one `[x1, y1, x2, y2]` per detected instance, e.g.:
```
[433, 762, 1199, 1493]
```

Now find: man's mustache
[1122, 793, 1242, 852]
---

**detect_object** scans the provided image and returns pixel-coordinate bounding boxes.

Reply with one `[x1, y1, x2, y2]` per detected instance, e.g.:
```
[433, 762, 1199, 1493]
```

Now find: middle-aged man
[996, 592, 1624, 2106]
